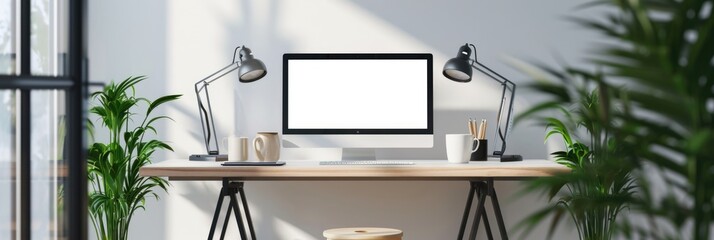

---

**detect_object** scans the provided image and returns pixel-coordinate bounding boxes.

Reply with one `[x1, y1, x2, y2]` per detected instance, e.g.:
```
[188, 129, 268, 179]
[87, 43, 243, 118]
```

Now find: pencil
[478, 119, 487, 140]
[471, 119, 478, 138]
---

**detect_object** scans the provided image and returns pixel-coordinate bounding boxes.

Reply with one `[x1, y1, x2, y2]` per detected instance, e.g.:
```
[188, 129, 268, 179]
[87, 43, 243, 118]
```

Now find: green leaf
[146, 94, 181, 116]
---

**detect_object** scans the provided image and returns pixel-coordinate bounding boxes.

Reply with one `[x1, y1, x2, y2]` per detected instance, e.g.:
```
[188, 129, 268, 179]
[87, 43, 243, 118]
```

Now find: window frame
[0, 1, 87, 240]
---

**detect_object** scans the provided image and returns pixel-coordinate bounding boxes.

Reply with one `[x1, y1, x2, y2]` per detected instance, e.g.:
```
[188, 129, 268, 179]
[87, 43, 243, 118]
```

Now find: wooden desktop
[140, 159, 568, 240]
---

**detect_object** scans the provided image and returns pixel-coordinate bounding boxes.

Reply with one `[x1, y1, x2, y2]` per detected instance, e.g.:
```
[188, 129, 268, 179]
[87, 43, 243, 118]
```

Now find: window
[0, 1, 86, 240]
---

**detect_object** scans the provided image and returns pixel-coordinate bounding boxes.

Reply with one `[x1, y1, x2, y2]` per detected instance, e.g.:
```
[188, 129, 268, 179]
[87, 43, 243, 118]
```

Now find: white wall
[88, 0, 600, 239]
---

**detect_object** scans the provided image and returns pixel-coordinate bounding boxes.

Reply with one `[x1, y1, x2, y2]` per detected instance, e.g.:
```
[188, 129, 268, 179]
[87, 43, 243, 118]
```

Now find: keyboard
[319, 160, 415, 166]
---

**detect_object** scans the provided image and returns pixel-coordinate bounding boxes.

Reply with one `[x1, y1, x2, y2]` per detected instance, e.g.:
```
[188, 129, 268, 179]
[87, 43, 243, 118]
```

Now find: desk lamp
[190, 45, 267, 161]
[443, 43, 522, 162]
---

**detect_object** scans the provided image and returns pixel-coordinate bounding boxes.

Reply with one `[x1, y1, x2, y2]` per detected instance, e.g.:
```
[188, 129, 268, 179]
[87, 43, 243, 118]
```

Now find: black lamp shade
[443, 58, 472, 82]
[442, 44, 473, 82]
[238, 47, 267, 82]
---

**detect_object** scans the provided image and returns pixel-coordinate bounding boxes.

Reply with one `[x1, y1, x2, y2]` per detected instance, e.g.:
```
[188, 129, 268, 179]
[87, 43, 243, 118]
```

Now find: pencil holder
[470, 139, 488, 161]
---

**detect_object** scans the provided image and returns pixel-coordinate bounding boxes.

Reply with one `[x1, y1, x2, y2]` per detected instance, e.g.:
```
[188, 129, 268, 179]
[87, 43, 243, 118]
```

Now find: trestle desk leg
[477, 186, 495, 240]
[459, 179, 509, 240]
[488, 179, 508, 240]
[219, 204, 232, 240]
[469, 182, 488, 240]
[207, 179, 255, 240]
[238, 185, 256, 240]
[458, 181, 477, 239]
[230, 193, 248, 240]
[208, 188, 226, 240]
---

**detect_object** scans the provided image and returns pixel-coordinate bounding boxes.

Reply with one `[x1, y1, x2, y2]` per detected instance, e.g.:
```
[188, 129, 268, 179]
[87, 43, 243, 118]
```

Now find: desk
[140, 159, 568, 240]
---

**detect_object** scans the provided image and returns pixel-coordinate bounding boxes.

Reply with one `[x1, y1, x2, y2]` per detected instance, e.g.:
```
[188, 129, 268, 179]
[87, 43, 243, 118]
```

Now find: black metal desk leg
[477, 188, 494, 240]
[458, 181, 477, 239]
[230, 193, 248, 240]
[488, 180, 508, 240]
[208, 188, 227, 240]
[459, 179, 508, 240]
[468, 182, 487, 240]
[238, 185, 257, 240]
[219, 204, 232, 240]
[207, 180, 255, 240]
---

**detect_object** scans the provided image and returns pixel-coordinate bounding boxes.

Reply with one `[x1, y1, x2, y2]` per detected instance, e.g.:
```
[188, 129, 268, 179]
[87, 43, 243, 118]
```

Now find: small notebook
[221, 161, 286, 166]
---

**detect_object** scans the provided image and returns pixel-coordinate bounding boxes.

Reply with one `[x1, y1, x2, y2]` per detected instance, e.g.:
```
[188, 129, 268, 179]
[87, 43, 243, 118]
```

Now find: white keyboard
[319, 160, 415, 166]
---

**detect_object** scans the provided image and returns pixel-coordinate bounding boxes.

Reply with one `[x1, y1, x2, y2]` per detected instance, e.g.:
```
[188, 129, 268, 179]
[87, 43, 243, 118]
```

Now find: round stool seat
[323, 227, 403, 240]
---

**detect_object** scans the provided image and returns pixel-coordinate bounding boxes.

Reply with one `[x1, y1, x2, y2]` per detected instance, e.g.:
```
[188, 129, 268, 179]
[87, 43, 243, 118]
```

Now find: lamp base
[189, 154, 228, 161]
[499, 154, 523, 162]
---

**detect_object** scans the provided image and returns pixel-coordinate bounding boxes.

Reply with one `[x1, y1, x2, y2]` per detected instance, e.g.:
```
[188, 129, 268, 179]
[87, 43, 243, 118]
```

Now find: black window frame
[0, 0, 88, 240]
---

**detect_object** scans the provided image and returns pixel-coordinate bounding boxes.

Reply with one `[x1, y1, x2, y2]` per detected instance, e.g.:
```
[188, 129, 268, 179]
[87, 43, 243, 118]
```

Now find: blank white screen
[287, 59, 428, 129]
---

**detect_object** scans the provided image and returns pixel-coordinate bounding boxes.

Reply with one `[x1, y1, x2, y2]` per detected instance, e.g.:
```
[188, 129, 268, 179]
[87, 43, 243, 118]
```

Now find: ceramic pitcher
[253, 132, 280, 161]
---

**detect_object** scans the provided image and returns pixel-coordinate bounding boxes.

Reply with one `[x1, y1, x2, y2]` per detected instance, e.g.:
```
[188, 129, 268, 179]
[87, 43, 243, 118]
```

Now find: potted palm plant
[516, 71, 636, 240]
[518, 0, 714, 239]
[87, 76, 180, 240]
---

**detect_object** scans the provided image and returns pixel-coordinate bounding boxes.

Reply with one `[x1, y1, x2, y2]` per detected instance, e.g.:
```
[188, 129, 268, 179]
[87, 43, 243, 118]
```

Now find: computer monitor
[282, 53, 434, 160]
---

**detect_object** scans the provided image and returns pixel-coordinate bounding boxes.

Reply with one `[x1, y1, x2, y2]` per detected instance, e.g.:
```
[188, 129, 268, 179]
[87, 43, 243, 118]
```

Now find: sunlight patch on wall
[273, 218, 320, 240]
[166, 182, 223, 239]
[273, 0, 504, 111]
[275, 0, 426, 52]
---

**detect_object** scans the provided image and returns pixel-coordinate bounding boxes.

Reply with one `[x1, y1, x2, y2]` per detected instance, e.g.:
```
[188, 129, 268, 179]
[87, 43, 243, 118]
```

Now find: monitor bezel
[283, 53, 433, 135]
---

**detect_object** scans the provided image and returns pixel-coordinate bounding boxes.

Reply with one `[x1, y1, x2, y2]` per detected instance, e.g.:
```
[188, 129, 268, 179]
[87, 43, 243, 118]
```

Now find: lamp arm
[194, 82, 213, 154]
[467, 44, 514, 86]
[194, 62, 240, 155]
[466, 44, 517, 156]
[198, 62, 240, 87]
[472, 62, 513, 86]
[496, 82, 516, 155]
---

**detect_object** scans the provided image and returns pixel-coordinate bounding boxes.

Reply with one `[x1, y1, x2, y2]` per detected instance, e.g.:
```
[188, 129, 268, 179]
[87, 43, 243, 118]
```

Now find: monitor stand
[342, 148, 376, 161]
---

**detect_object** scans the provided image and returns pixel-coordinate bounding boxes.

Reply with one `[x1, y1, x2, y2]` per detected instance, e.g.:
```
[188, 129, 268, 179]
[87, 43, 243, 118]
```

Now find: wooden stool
[323, 227, 403, 240]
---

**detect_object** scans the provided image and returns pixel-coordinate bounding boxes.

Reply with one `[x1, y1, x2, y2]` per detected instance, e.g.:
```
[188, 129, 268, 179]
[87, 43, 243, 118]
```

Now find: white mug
[222, 136, 248, 161]
[445, 134, 476, 163]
